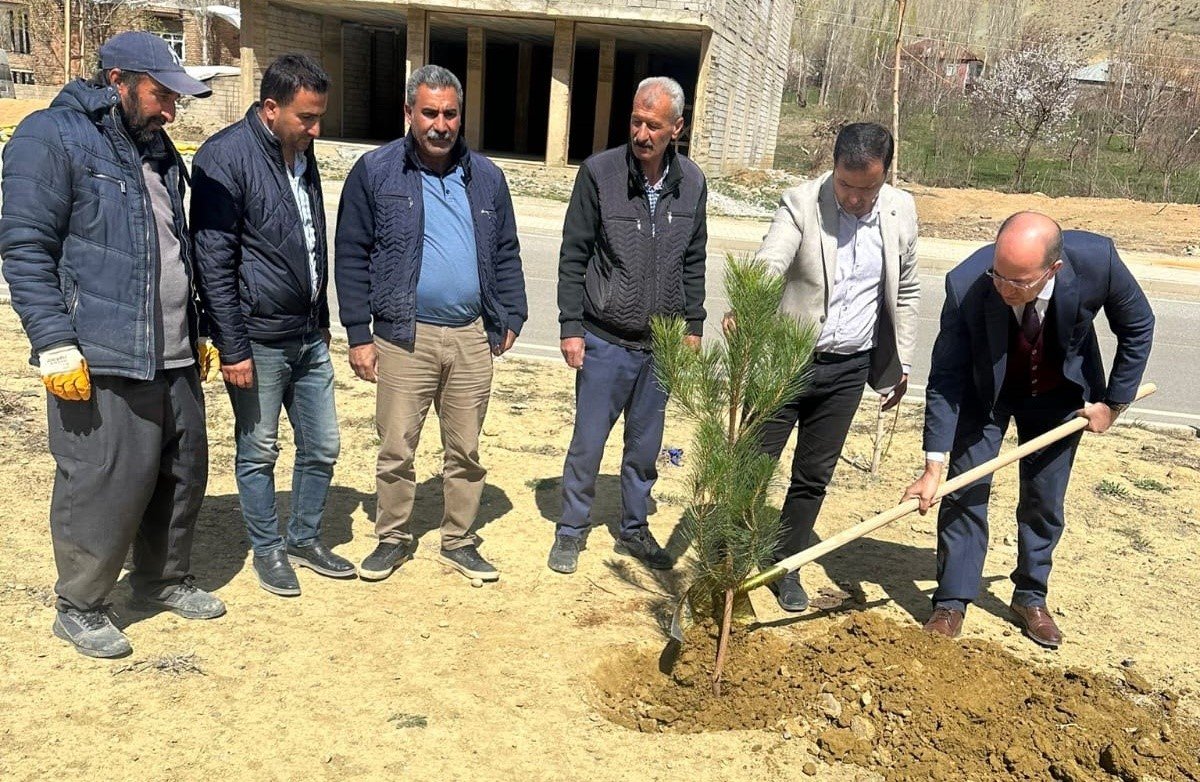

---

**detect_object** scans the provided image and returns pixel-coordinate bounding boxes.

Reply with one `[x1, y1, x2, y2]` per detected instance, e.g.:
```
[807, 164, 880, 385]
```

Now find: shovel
[667, 382, 1158, 644]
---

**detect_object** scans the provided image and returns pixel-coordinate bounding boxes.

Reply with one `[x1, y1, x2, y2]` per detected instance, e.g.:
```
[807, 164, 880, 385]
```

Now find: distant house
[1070, 60, 1112, 90]
[902, 38, 984, 92]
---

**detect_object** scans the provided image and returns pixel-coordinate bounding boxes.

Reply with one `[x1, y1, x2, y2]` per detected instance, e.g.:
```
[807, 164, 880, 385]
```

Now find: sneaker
[131, 577, 226, 619]
[52, 606, 132, 658]
[287, 541, 357, 579]
[252, 549, 301, 596]
[768, 572, 810, 613]
[547, 535, 582, 574]
[614, 528, 673, 570]
[359, 541, 413, 582]
[438, 545, 499, 582]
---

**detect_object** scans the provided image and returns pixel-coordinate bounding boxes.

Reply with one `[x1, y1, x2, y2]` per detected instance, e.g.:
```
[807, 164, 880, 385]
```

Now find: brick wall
[173, 73, 243, 139]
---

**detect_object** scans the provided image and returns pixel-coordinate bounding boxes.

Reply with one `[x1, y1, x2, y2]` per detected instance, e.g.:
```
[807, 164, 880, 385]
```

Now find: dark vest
[1001, 299, 1066, 400]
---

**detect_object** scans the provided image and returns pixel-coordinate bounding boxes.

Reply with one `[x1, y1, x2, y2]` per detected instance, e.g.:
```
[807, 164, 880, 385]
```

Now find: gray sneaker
[131, 577, 226, 619]
[547, 535, 582, 574]
[359, 541, 413, 581]
[52, 606, 132, 658]
[438, 545, 499, 582]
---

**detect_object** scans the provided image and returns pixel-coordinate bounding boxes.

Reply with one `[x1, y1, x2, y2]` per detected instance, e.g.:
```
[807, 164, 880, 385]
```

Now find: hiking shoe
[359, 541, 413, 582]
[547, 535, 582, 574]
[768, 572, 810, 613]
[287, 541, 357, 579]
[252, 549, 301, 596]
[614, 528, 673, 570]
[438, 545, 500, 582]
[52, 606, 132, 659]
[131, 577, 226, 619]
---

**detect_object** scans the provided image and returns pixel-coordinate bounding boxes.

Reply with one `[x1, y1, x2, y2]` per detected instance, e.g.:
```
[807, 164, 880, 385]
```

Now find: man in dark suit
[902, 212, 1154, 648]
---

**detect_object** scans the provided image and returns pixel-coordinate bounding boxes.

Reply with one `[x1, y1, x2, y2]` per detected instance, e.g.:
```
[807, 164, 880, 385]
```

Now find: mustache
[424, 128, 453, 143]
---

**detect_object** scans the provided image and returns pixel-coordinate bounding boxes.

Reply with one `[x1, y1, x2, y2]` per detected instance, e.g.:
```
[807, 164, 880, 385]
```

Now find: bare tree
[972, 38, 1082, 189]
[24, 0, 154, 80]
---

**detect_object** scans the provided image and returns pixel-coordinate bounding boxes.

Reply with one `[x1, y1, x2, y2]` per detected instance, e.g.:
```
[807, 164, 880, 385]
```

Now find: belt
[813, 349, 871, 364]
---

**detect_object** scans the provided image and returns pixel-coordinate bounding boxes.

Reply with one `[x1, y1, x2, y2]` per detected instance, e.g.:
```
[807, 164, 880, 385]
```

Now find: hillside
[1026, 0, 1200, 56]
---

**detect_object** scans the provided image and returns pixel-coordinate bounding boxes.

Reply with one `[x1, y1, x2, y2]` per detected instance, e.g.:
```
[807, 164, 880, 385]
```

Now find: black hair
[260, 54, 330, 106]
[833, 122, 895, 172]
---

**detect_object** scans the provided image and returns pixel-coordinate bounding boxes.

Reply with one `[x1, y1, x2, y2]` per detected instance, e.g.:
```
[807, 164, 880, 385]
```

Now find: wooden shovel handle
[739, 382, 1157, 594]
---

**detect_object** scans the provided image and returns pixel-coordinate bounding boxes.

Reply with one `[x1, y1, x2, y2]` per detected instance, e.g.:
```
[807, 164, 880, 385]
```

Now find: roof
[902, 38, 983, 64]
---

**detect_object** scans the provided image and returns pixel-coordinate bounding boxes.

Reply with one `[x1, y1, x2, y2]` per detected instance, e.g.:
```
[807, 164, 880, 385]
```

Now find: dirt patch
[594, 612, 1200, 780]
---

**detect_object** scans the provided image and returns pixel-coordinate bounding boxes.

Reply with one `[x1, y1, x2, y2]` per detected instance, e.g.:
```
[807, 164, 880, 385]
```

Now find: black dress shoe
[253, 549, 301, 596]
[287, 541, 357, 578]
[769, 572, 810, 612]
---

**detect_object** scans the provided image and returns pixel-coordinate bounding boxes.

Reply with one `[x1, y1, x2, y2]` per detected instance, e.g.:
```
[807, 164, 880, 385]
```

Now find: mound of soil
[593, 613, 1200, 781]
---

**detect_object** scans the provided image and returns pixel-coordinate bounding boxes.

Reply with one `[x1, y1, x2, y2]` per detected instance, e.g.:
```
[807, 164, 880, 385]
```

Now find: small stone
[324, 755, 333, 764]
[779, 664, 790, 678]
[850, 715, 876, 742]
[819, 692, 843, 720]
[420, 632, 431, 639]
[1111, 507, 1129, 517]
[802, 762, 818, 776]
[860, 692, 872, 708]
[637, 717, 658, 733]
[1121, 658, 1137, 668]
[470, 578, 484, 588]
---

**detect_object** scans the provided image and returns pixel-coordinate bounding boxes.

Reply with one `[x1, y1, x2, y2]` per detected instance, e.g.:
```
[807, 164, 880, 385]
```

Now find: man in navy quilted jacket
[191, 54, 355, 598]
[335, 64, 527, 584]
[0, 32, 226, 658]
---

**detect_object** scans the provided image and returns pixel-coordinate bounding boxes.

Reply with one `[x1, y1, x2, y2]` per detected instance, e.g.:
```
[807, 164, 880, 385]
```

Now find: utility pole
[891, 0, 908, 185]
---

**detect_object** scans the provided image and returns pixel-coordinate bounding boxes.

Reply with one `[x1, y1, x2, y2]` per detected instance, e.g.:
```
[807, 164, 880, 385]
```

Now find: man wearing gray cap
[0, 31, 225, 658]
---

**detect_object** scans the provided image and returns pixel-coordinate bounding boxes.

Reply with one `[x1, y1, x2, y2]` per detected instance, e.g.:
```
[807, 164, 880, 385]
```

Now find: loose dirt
[595, 613, 1200, 780]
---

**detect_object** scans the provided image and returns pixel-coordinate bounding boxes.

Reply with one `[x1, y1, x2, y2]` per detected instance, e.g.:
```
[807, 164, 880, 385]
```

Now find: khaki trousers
[374, 320, 493, 550]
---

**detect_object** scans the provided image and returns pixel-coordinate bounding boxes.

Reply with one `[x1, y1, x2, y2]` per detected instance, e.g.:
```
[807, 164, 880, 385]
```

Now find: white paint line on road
[905, 382, 1199, 423]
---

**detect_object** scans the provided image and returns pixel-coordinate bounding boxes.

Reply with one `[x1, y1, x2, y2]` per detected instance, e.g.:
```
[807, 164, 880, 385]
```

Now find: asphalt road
[312, 215, 1198, 429]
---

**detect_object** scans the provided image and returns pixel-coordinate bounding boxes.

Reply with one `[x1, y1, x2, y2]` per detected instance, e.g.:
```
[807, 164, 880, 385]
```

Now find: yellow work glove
[39, 345, 91, 401]
[197, 339, 222, 383]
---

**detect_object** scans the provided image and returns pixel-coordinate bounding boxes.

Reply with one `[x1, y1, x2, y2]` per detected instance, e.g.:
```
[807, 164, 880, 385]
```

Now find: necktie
[1021, 302, 1042, 343]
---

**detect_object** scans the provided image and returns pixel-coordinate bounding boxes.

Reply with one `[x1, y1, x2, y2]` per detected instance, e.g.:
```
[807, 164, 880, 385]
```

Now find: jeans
[227, 332, 340, 555]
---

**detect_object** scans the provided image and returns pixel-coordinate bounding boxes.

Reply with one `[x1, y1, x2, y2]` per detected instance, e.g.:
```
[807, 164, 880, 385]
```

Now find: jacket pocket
[86, 168, 127, 195]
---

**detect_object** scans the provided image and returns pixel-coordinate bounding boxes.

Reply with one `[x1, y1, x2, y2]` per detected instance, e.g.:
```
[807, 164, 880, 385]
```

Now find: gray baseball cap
[99, 31, 212, 98]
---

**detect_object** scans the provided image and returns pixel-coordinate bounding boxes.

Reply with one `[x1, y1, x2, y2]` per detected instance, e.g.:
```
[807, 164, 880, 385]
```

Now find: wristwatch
[1105, 400, 1131, 415]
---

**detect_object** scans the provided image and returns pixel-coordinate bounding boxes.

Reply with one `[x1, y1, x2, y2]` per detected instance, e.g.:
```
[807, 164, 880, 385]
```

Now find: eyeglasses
[986, 263, 1057, 291]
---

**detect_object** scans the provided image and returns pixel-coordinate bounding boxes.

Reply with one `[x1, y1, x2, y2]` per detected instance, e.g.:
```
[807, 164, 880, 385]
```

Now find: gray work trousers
[47, 368, 208, 611]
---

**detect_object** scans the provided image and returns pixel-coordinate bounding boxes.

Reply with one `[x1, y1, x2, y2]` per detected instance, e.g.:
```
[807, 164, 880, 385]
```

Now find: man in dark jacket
[335, 64, 527, 584]
[0, 32, 225, 658]
[549, 77, 708, 575]
[902, 212, 1154, 647]
[191, 54, 354, 597]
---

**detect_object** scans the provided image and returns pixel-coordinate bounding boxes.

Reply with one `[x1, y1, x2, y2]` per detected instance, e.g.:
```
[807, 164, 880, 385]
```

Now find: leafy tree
[652, 257, 816, 695]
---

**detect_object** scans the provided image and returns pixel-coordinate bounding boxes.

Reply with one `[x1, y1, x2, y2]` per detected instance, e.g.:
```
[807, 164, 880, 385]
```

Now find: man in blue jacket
[0, 32, 226, 658]
[903, 212, 1154, 647]
[191, 54, 354, 597]
[335, 64, 527, 584]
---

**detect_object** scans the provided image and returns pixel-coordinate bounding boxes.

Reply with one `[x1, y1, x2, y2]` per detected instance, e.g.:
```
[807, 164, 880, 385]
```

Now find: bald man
[903, 213, 1154, 647]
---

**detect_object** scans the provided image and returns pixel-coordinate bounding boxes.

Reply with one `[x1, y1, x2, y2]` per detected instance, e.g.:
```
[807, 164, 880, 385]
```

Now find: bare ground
[0, 305, 1198, 781]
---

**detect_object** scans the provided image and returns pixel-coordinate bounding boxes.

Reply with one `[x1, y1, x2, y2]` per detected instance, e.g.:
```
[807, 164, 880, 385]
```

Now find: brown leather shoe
[923, 607, 964, 639]
[1010, 601, 1062, 648]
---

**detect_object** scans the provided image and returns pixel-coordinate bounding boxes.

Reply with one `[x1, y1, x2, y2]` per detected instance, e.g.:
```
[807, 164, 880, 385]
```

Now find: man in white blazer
[750, 122, 920, 611]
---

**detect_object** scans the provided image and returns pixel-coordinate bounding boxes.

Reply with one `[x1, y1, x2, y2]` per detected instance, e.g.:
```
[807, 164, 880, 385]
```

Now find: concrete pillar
[321, 16, 344, 138]
[514, 42, 532, 154]
[239, 0, 267, 110]
[546, 20, 575, 167]
[404, 9, 429, 133]
[689, 31, 713, 169]
[466, 26, 486, 150]
[592, 38, 615, 154]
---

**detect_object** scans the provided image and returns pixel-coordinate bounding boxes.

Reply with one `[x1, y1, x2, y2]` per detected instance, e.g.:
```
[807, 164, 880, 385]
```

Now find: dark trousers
[756, 351, 871, 560]
[558, 331, 668, 539]
[933, 387, 1084, 613]
[48, 368, 208, 611]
